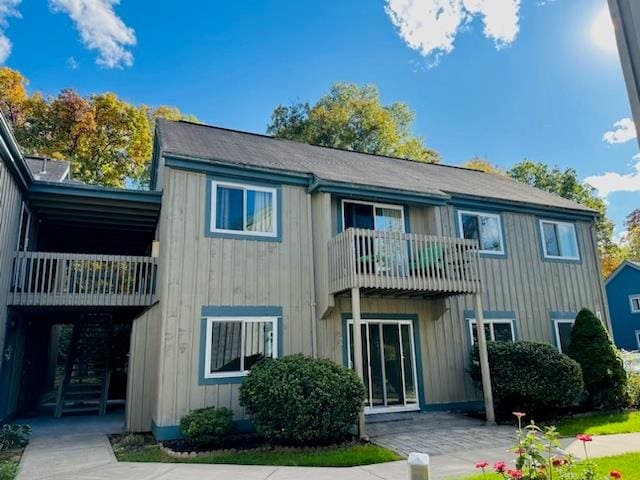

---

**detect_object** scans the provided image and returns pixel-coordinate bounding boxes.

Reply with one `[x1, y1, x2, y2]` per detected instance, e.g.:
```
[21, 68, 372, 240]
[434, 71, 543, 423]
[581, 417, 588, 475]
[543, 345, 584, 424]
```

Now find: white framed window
[203, 316, 278, 379]
[457, 210, 505, 255]
[636, 330, 640, 350]
[553, 318, 574, 353]
[539, 220, 579, 261]
[341, 199, 405, 233]
[210, 181, 277, 237]
[630, 295, 640, 314]
[467, 318, 516, 344]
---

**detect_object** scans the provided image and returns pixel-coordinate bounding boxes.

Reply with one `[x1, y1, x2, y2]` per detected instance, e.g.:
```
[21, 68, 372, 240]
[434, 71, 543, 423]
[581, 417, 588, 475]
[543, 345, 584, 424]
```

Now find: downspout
[307, 192, 318, 357]
[590, 222, 612, 333]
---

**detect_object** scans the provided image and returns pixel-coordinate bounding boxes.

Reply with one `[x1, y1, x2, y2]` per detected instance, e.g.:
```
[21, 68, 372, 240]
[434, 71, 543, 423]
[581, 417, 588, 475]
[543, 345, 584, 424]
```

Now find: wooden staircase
[54, 314, 112, 417]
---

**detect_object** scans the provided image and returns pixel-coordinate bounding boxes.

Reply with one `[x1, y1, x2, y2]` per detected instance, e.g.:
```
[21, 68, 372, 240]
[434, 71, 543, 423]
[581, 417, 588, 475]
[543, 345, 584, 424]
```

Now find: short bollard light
[408, 452, 430, 480]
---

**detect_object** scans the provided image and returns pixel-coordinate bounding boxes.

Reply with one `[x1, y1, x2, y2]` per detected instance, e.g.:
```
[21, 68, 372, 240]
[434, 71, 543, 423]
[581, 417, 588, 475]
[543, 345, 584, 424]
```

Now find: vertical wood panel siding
[320, 204, 607, 407]
[153, 170, 314, 427]
[0, 162, 25, 372]
[126, 303, 161, 431]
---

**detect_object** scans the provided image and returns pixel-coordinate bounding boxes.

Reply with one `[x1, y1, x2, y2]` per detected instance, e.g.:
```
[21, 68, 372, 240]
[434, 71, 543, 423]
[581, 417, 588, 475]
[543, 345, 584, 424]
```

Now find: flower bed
[473, 412, 629, 480]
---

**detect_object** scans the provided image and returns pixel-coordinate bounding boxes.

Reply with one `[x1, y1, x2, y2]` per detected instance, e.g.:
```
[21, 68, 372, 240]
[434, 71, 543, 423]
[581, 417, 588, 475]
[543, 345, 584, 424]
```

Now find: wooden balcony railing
[11, 251, 158, 307]
[328, 228, 481, 296]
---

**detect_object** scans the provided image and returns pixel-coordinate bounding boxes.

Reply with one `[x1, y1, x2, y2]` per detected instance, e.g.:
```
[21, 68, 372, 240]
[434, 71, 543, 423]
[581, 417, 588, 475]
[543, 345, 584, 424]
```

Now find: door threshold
[364, 405, 420, 415]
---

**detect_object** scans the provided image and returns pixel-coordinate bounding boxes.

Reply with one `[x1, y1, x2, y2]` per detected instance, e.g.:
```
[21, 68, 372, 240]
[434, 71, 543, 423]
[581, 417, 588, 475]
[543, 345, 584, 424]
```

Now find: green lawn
[455, 453, 640, 480]
[115, 443, 402, 467]
[0, 460, 19, 480]
[554, 411, 640, 437]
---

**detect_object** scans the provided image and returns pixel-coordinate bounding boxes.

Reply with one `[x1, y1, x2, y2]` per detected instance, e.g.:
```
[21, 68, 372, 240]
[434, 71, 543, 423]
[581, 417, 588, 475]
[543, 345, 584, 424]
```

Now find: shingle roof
[156, 119, 596, 214]
[26, 156, 70, 183]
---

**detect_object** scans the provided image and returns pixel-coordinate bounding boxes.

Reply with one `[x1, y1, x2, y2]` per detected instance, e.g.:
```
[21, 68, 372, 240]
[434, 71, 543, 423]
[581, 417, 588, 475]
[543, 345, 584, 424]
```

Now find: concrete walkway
[14, 413, 640, 480]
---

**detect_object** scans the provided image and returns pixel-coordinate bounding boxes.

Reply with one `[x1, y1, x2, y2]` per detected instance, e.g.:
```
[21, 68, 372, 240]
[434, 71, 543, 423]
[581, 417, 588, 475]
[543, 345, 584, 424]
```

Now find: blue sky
[1, 0, 638, 236]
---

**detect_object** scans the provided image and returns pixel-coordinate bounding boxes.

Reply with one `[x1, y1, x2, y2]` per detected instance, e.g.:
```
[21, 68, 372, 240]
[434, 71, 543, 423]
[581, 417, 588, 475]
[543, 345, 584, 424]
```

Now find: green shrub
[239, 354, 365, 445]
[471, 341, 584, 417]
[179, 407, 234, 447]
[627, 373, 640, 408]
[567, 308, 627, 409]
[0, 461, 18, 480]
[0, 424, 30, 452]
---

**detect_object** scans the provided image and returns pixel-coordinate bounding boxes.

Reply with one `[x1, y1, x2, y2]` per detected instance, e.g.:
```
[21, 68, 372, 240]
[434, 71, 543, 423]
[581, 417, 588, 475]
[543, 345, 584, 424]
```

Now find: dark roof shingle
[156, 119, 595, 214]
[26, 156, 71, 183]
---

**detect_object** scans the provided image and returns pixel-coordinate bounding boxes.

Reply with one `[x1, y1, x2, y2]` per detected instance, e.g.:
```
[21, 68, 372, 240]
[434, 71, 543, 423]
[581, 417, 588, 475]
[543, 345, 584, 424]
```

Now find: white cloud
[463, 0, 520, 48]
[0, 0, 21, 64]
[584, 155, 640, 198]
[384, 0, 521, 63]
[49, 0, 136, 68]
[603, 117, 637, 144]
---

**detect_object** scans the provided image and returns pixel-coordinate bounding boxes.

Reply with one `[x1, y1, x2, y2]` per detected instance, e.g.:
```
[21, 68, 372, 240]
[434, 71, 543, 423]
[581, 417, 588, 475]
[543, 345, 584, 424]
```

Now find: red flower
[507, 469, 523, 479]
[494, 461, 507, 473]
[576, 434, 593, 442]
[552, 457, 566, 467]
[475, 461, 489, 469]
[610, 470, 622, 479]
[512, 412, 526, 419]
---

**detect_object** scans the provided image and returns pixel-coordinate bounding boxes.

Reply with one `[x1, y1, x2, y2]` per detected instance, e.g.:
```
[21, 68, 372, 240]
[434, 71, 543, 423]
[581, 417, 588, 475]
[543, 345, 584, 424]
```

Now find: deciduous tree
[462, 157, 504, 175]
[267, 83, 438, 162]
[0, 67, 197, 188]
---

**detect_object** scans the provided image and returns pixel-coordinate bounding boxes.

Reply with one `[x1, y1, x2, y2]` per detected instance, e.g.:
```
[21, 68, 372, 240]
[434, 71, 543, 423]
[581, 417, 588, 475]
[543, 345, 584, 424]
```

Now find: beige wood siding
[0, 161, 25, 371]
[153, 169, 315, 427]
[319, 204, 607, 407]
[126, 303, 161, 432]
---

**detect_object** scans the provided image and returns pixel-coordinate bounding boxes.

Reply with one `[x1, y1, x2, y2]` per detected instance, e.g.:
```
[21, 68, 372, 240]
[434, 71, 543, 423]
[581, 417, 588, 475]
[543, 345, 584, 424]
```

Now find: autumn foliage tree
[267, 82, 438, 163]
[0, 67, 197, 188]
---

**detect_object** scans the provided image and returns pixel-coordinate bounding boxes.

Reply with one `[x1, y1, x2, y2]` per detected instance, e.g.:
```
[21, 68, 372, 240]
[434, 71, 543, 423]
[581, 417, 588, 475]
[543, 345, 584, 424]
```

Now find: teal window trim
[449, 195, 597, 222]
[338, 198, 411, 234]
[549, 311, 577, 353]
[340, 312, 425, 410]
[199, 305, 283, 385]
[454, 208, 507, 259]
[204, 176, 282, 242]
[536, 218, 581, 264]
[463, 310, 518, 346]
[629, 294, 640, 314]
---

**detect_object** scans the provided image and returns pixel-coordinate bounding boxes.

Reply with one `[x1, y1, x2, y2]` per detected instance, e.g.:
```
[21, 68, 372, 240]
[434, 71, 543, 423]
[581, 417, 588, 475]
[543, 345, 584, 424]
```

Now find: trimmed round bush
[239, 354, 365, 445]
[179, 407, 234, 447]
[471, 341, 584, 417]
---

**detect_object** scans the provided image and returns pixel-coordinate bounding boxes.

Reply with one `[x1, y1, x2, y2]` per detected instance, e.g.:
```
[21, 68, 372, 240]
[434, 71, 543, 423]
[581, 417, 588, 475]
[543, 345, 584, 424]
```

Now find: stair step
[61, 406, 101, 414]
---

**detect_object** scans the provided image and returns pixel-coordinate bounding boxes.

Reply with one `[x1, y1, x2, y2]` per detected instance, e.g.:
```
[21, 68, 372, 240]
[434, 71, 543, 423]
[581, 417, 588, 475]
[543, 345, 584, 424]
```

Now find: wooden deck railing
[328, 228, 481, 295]
[11, 251, 158, 306]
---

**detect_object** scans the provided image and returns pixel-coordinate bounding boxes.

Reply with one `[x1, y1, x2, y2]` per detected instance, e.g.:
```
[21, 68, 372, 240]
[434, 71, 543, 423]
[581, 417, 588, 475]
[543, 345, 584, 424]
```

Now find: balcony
[11, 251, 158, 307]
[328, 228, 481, 297]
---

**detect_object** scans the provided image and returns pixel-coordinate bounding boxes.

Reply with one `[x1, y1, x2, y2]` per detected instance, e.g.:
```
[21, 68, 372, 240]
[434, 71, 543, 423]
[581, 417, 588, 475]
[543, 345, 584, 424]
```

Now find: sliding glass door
[347, 319, 419, 413]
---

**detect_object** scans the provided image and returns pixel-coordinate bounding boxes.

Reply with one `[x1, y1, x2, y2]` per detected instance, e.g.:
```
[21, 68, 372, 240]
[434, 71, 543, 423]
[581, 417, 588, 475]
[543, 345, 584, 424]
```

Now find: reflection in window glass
[205, 317, 277, 377]
[541, 220, 579, 259]
[216, 186, 244, 231]
[479, 216, 502, 252]
[459, 212, 504, 253]
[246, 190, 274, 233]
[470, 320, 514, 344]
[209, 321, 243, 373]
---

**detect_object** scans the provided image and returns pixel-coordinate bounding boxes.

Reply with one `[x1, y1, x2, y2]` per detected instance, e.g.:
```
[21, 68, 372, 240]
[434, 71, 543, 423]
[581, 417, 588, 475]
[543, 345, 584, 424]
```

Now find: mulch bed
[111, 432, 362, 458]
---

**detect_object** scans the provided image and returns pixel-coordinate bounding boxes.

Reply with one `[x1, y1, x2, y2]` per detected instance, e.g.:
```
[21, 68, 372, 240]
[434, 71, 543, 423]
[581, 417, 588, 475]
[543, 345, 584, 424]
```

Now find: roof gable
[606, 260, 640, 285]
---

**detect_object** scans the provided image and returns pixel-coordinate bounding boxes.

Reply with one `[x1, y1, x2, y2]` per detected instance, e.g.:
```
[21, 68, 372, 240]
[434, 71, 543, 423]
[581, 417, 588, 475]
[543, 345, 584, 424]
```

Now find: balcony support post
[351, 286, 366, 439]
[474, 292, 496, 425]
